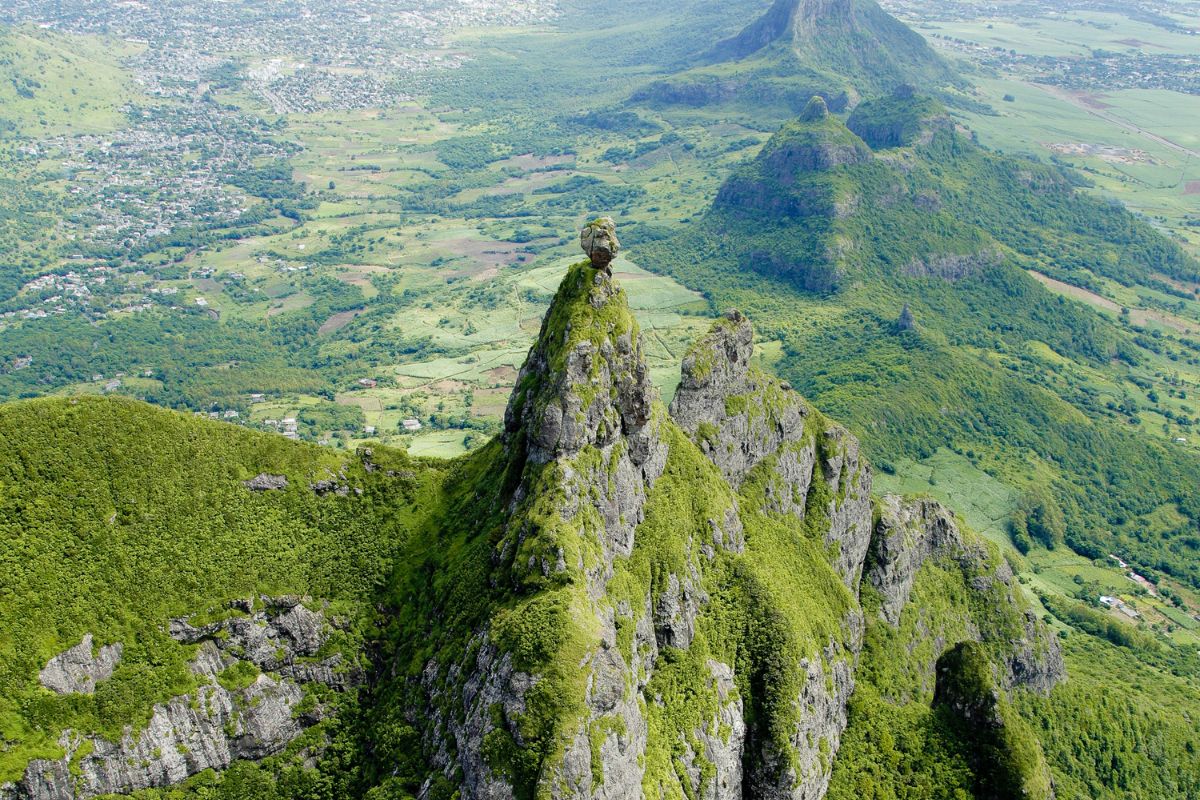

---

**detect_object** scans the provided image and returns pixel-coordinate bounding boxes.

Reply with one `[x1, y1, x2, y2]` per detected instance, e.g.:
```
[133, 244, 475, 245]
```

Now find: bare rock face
[243, 473, 288, 491]
[866, 496, 1064, 693]
[6, 600, 353, 800]
[671, 312, 869, 800]
[234, 240, 1056, 800]
[580, 216, 620, 271]
[799, 94, 829, 122]
[170, 597, 356, 688]
[422, 259, 671, 800]
[670, 311, 872, 591]
[681, 660, 745, 800]
[38, 635, 122, 695]
[819, 424, 873, 591]
[901, 248, 1002, 281]
[671, 311, 807, 490]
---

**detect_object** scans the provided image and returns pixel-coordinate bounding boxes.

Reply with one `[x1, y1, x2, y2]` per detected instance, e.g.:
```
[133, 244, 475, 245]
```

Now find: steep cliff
[368, 224, 1061, 800]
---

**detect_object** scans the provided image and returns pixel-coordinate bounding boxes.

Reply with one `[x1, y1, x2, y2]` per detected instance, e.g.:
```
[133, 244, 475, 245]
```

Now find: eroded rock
[38, 635, 122, 696]
[580, 216, 620, 271]
[243, 473, 288, 491]
[6, 600, 355, 800]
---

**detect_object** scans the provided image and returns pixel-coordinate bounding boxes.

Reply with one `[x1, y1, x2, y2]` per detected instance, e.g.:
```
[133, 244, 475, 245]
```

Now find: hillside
[0, 26, 136, 136]
[0, 397, 445, 795]
[631, 0, 958, 118]
[0, 241, 1075, 799]
[642, 90, 1200, 596]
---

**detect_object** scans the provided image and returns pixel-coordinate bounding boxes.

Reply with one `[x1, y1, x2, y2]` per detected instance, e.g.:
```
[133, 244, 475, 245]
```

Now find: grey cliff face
[819, 424, 873, 591]
[671, 311, 870, 799]
[670, 311, 872, 591]
[670, 311, 807, 489]
[5, 600, 352, 800]
[425, 261, 672, 800]
[866, 495, 1065, 693]
[243, 473, 288, 491]
[38, 635, 122, 695]
[681, 660, 745, 800]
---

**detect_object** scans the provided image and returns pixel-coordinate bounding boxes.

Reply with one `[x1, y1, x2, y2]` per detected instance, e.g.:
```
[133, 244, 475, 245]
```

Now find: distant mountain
[632, 0, 959, 117]
[710, 89, 1192, 295]
[709, 0, 955, 86]
[642, 89, 1200, 589]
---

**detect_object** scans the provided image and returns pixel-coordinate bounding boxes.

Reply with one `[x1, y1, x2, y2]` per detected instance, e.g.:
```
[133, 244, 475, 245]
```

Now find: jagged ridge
[377, 235, 1063, 800]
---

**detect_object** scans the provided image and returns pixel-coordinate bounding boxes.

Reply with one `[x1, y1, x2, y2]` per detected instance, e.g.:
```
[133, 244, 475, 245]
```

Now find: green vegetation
[0, 26, 137, 135]
[1016, 636, 1200, 800]
[0, 396, 444, 784]
[640, 0, 959, 121]
[829, 517, 1058, 800]
[2, 1, 1200, 797]
[642, 93, 1200, 595]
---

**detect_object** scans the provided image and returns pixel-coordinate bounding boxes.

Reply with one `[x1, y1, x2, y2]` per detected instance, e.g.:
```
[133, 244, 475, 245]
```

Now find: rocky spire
[503, 237, 657, 470]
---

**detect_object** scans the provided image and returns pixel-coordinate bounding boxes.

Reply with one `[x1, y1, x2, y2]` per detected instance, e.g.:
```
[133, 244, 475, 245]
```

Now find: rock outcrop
[580, 216, 620, 272]
[4, 600, 352, 800]
[713, 106, 871, 229]
[414, 258, 671, 800]
[38, 635, 122, 696]
[243, 473, 288, 491]
[846, 85, 955, 150]
[902, 248, 1002, 281]
[866, 496, 1064, 693]
[934, 642, 1056, 800]
[383, 236, 1062, 800]
[670, 310, 872, 590]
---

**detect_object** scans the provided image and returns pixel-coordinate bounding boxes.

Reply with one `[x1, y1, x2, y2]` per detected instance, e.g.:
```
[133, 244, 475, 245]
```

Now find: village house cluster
[26, 103, 293, 254]
[4, 0, 560, 113]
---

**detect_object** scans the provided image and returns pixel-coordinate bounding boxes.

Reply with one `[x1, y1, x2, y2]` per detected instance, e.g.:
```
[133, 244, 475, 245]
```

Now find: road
[1035, 83, 1200, 161]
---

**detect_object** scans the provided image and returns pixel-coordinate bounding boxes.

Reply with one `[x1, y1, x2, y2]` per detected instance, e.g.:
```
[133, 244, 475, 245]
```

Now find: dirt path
[1030, 271, 1200, 335]
[1034, 84, 1200, 161]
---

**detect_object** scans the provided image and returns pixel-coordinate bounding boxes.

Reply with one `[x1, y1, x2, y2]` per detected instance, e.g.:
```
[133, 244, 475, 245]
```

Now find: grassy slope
[0, 396, 444, 783]
[0, 25, 138, 136]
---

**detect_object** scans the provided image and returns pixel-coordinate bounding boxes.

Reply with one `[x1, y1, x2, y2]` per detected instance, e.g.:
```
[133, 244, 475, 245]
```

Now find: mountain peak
[706, 0, 956, 95]
[503, 232, 656, 466]
[710, 0, 852, 60]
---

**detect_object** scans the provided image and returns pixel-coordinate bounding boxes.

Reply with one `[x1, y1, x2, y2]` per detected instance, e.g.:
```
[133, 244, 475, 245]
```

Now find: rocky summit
[371, 223, 1062, 800]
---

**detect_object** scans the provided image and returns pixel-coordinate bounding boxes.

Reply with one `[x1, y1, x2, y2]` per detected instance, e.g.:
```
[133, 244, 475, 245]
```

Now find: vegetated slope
[355, 261, 1061, 800]
[631, 0, 958, 118]
[0, 396, 445, 793]
[642, 90, 1200, 591]
[0, 257, 1063, 800]
[0, 25, 135, 136]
